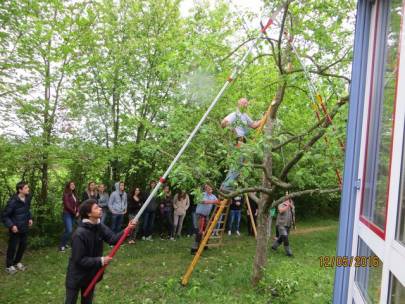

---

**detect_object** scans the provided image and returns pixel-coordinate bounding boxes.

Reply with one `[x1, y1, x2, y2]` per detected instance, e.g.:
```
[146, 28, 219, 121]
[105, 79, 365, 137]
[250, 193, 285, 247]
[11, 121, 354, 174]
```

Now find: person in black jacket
[2, 181, 33, 274]
[65, 199, 137, 304]
[127, 186, 143, 244]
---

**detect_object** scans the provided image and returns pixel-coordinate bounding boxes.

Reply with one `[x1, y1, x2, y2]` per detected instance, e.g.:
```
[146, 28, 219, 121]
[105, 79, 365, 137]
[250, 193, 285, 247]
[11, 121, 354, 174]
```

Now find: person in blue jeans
[228, 196, 243, 236]
[60, 181, 79, 252]
[108, 181, 127, 233]
[191, 184, 218, 254]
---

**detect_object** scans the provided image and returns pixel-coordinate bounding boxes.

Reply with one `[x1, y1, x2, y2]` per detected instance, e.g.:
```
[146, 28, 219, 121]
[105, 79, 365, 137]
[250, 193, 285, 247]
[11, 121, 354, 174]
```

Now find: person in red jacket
[59, 181, 79, 252]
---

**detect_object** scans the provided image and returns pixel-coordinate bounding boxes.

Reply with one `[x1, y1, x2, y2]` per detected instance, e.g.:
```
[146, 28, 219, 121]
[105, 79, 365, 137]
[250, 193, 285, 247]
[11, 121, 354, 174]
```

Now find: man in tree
[65, 199, 137, 304]
[271, 191, 295, 257]
[221, 97, 261, 145]
[2, 181, 33, 274]
[220, 98, 262, 191]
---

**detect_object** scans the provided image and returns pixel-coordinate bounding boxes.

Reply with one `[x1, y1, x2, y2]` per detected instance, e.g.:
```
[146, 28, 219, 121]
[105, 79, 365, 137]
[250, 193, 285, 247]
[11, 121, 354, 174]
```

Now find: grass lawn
[0, 218, 339, 304]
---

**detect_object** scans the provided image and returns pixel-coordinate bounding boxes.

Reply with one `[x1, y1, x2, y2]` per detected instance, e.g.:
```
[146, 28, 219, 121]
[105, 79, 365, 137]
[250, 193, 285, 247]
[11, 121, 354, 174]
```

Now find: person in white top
[220, 98, 262, 191]
[221, 98, 261, 144]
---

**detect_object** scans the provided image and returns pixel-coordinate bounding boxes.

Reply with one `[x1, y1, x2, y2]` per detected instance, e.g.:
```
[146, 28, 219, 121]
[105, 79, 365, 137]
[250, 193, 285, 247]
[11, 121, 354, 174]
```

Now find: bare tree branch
[277, 1, 291, 74]
[219, 187, 273, 199]
[251, 164, 292, 188]
[272, 109, 333, 150]
[220, 37, 256, 62]
[279, 96, 348, 180]
[271, 188, 340, 208]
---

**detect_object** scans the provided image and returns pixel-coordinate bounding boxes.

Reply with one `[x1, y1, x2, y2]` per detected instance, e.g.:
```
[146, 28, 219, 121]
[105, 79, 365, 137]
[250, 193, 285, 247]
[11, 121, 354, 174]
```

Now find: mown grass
[0, 218, 339, 304]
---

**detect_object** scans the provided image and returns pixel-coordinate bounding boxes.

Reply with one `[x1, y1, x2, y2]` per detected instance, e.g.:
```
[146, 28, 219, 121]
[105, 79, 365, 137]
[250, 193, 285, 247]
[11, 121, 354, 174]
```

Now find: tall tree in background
[0, 0, 87, 228]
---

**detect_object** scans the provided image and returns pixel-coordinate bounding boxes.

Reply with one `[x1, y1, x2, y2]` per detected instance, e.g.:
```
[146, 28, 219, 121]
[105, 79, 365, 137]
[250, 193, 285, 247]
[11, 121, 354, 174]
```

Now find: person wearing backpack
[271, 192, 295, 257]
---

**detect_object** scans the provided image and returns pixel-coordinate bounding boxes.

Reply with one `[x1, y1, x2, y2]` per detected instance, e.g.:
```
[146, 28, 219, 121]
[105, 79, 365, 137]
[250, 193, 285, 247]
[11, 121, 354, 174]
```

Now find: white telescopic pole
[133, 4, 285, 222]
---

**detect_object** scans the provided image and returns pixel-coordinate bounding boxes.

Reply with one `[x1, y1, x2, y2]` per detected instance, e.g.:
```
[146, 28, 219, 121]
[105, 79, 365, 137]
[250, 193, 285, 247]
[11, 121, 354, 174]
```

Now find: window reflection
[361, 0, 402, 231]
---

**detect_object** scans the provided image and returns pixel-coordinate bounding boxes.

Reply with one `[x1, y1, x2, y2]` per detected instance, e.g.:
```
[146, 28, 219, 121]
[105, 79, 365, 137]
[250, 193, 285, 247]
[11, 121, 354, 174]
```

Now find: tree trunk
[252, 199, 270, 286]
[251, 81, 286, 286]
[111, 78, 120, 181]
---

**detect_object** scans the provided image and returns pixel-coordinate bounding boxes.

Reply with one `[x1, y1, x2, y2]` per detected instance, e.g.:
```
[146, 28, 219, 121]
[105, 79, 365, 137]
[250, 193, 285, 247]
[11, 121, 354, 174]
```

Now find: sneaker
[5, 266, 17, 275]
[169, 237, 175, 241]
[228, 230, 231, 236]
[236, 231, 240, 236]
[146, 236, 153, 241]
[128, 240, 136, 244]
[59, 246, 66, 252]
[15, 263, 26, 271]
[142, 236, 146, 241]
[65, 244, 70, 249]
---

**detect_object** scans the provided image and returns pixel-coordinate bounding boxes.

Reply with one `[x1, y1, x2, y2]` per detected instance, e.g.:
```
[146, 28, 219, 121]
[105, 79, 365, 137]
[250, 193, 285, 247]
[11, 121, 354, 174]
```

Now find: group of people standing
[59, 180, 194, 251]
[0, 97, 296, 304]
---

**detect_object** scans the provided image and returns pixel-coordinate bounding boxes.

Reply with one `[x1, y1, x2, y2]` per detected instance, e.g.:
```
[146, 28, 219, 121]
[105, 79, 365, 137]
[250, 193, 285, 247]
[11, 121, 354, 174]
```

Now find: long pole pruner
[83, 3, 286, 298]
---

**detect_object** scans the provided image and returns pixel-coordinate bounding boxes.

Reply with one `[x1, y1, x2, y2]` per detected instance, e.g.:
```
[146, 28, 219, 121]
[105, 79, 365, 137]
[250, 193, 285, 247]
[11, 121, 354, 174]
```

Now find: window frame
[359, 0, 402, 239]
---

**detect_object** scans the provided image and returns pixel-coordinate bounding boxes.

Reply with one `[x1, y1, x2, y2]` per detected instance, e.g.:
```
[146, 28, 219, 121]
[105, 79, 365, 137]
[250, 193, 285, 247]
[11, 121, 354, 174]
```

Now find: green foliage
[0, 0, 355, 236]
[0, 219, 339, 303]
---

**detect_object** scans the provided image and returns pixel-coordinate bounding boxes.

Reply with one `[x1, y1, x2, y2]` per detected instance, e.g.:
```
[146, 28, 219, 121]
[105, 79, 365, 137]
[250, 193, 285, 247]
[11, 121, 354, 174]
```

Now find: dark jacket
[230, 196, 243, 211]
[65, 220, 123, 289]
[145, 191, 158, 212]
[2, 194, 32, 233]
[82, 191, 98, 202]
[160, 194, 173, 212]
[63, 192, 79, 216]
[127, 195, 143, 214]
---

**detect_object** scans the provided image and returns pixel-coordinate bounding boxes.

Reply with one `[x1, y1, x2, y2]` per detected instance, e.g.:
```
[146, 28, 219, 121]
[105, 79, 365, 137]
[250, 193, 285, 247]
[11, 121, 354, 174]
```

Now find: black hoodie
[65, 220, 123, 289]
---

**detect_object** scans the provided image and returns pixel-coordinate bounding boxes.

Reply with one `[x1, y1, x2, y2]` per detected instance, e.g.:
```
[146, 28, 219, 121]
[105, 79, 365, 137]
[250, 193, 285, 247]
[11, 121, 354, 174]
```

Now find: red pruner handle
[260, 18, 273, 33]
[159, 177, 166, 183]
[83, 227, 133, 297]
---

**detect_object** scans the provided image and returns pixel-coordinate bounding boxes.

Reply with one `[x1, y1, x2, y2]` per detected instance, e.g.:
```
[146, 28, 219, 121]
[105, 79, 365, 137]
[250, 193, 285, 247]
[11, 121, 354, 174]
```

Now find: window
[389, 273, 405, 304]
[355, 238, 383, 303]
[361, 0, 403, 235]
[397, 130, 405, 245]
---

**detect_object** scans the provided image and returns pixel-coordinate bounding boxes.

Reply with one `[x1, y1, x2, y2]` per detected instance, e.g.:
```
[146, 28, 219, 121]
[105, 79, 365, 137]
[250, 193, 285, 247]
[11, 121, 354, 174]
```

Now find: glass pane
[389, 273, 405, 304]
[355, 238, 383, 303]
[397, 130, 405, 244]
[361, 0, 403, 230]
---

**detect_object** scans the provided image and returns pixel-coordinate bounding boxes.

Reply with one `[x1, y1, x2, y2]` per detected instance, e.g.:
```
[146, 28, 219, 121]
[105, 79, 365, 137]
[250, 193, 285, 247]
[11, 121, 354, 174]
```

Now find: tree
[0, 0, 89, 229]
[212, 0, 355, 285]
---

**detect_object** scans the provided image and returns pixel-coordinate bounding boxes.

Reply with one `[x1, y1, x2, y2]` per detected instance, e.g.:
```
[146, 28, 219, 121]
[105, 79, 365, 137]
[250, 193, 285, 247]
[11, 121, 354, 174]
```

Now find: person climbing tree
[220, 98, 262, 191]
[221, 97, 261, 145]
[271, 191, 296, 257]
